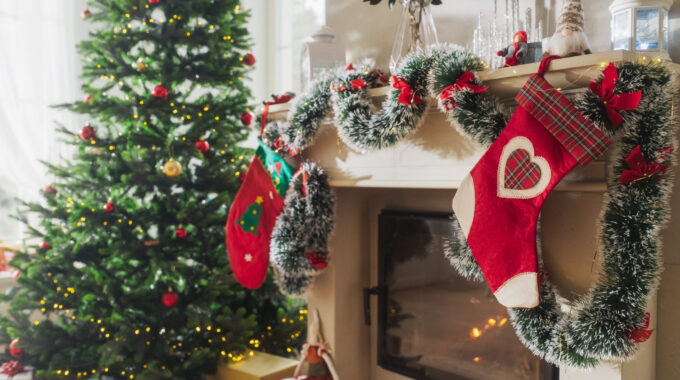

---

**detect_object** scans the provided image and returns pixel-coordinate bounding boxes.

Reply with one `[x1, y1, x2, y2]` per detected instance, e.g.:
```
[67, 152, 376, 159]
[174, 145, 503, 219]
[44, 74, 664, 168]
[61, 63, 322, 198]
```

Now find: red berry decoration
[240, 111, 253, 126]
[9, 339, 22, 357]
[38, 242, 52, 251]
[162, 292, 179, 308]
[175, 228, 187, 239]
[0, 360, 24, 378]
[153, 85, 169, 100]
[306, 251, 328, 270]
[103, 201, 115, 213]
[149, 0, 161, 4]
[243, 53, 256, 66]
[84, 94, 92, 103]
[43, 185, 58, 196]
[195, 140, 210, 153]
[80, 125, 96, 140]
[81, 9, 91, 19]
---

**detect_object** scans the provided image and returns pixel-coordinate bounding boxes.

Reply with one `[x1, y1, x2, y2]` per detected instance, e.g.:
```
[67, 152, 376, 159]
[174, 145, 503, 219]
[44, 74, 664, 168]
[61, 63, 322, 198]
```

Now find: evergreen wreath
[270, 162, 335, 297]
[268, 44, 676, 368]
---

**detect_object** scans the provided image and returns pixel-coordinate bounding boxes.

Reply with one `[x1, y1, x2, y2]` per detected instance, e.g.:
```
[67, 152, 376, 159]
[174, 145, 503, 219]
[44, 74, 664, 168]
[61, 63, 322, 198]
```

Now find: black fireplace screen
[377, 210, 557, 380]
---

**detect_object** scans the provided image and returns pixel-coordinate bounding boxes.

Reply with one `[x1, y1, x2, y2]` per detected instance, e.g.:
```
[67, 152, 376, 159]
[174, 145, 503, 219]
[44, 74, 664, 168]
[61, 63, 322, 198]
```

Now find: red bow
[350, 78, 366, 90]
[439, 71, 488, 111]
[628, 312, 654, 343]
[619, 145, 672, 184]
[589, 63, 642, 127]
[391, 75, 423, 105]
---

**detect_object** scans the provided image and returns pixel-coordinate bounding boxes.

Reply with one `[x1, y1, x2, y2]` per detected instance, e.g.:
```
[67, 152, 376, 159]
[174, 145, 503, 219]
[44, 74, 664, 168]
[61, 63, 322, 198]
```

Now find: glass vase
[389, 0, 439, 73]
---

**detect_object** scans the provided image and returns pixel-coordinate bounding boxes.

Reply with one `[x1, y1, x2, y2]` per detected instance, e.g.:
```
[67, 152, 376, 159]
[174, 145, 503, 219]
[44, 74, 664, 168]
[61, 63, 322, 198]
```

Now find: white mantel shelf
[263, 51, 679, 191]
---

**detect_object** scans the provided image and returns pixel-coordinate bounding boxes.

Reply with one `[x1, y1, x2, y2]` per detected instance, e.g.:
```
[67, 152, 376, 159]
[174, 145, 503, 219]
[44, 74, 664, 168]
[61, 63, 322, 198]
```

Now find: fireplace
[376, 210, 558, 380]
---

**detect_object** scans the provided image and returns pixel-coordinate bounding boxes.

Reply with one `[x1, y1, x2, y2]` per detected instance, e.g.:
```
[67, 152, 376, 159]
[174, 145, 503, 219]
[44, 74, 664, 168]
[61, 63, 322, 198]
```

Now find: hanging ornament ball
[162, 292, 179, 308]
[38, 242, 52, 251]
[9, 339, 22, 357]
[240, 111, 253, 126]
[306, 251, 329, 270]
[243, 53, 256, 66]
[163, 159, 182, 178]
[43, 185, 58, 196]
[149, 0, 161, 4]
[136, 61, 148, 72]
[103, 201, 115, 213]
[175, 228, 187, 239]
[84, 94, 92, 103]
[195, 140, 210, 153]
[153, 85, 169, 100]
[80, 125, 96, 140]
[81, 9, 91, 19]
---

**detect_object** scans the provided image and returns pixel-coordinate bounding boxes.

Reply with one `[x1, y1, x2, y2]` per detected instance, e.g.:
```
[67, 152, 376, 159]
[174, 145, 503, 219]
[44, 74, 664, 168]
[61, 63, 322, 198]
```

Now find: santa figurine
[543, 0, 592, 58]
[497, 31, 529, 67]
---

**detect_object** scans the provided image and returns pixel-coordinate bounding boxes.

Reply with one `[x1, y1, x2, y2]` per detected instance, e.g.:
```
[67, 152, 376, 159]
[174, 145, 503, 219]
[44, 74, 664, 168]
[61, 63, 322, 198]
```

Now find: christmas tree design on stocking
[453, 56, 613, 308]
[226, 140, 293, 289]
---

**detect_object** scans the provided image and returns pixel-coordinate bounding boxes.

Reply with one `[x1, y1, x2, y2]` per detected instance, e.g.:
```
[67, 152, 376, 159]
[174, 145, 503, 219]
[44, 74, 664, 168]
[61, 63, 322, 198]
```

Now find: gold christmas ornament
[136, 61, 148, 72]
[163, 159, 182, 178]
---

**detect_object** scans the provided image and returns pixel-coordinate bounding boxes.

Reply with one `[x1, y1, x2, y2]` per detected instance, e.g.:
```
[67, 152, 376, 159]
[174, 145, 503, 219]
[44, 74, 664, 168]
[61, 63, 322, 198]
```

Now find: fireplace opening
[377, 210, 558, 380]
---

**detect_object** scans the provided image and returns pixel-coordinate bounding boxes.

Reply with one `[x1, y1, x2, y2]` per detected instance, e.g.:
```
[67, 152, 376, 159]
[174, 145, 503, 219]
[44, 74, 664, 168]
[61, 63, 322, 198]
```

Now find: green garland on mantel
[263, 44, 677, 368]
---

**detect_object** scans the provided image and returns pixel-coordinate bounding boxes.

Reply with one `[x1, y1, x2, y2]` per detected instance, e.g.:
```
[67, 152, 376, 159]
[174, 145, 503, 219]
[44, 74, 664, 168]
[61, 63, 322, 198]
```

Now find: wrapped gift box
[206, 352, 297, 380]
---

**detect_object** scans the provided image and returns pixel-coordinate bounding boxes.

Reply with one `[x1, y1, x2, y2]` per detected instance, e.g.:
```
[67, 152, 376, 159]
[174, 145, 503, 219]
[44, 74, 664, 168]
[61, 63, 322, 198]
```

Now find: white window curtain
[246, 0, 326, 102]
[0, 0, 88, 242]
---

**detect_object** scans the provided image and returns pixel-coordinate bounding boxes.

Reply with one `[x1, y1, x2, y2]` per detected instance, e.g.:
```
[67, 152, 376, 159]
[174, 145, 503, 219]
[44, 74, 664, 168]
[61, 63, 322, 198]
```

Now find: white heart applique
[497, 136, 551, 199]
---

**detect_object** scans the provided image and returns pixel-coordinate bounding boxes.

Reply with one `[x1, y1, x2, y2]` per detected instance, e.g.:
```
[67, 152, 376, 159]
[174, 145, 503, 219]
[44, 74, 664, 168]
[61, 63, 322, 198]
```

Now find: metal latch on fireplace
[363, 286, 383, 326]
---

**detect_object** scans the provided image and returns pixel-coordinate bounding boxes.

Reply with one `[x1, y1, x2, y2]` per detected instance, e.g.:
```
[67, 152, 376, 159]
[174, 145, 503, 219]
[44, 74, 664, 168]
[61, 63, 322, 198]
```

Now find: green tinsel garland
[270, 162, 335, 297]
[268, 44, 676, 368]
[428, 47, 676, 368]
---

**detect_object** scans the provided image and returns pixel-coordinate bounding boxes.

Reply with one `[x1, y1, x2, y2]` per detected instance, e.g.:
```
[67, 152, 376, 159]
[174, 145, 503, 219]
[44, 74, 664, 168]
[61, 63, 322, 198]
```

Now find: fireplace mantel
[261, 51, 680, 380]
[262, 51, 675, 192]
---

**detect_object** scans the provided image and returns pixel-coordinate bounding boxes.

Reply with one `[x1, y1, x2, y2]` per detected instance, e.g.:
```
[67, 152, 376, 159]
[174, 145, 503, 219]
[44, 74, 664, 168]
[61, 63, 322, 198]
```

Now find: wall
[327, 0, 680, 69]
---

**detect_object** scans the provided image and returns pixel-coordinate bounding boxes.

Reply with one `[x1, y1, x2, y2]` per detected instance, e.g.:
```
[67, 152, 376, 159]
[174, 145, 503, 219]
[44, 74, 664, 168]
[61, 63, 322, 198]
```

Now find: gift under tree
[0, 1, 305, 378]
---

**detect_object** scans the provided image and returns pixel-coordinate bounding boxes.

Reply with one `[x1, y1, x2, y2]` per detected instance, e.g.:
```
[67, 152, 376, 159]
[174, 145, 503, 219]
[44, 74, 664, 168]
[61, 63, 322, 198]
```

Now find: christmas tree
[0, 1, 305, 379]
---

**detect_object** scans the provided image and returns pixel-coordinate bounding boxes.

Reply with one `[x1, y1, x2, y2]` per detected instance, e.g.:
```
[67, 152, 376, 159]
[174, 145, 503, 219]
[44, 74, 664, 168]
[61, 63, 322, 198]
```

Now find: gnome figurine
[543, 0, 592, 58]
[497, 31, 529, 67]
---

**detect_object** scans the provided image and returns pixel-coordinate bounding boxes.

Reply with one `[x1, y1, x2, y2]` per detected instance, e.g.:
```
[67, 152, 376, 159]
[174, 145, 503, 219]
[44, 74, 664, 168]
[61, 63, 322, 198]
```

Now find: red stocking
[453, 56, 611, 308]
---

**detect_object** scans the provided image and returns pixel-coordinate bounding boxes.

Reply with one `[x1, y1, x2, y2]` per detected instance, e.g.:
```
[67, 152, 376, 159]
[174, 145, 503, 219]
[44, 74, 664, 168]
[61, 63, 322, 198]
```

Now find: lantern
[610, 0, 674, 56]
[300, 26, 346, 91]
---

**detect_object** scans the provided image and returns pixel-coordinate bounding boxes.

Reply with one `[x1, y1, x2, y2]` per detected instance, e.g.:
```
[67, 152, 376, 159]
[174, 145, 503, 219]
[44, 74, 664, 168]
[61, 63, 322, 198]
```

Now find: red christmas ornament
[8, 339, 22, 357]
[38, 242, 52, 251]
[84, 94, 92, 103]
[162, 292, 178, 308]
[81, 9, 91, 19]
[80, 125, 96, 140]
[0, 360, 24, 379]
[103, 201, 115, 213]
[350, 78, 366, 91]
[306, 252, 328, 270]
[243, 53, 256, 66]
[195, 140, 210, 153]
[149, 0, 161, 4]
[153, 85, 169, 100]
[240, 111, 253, 126]
[175, 228, 187, 239]
[43, 185, 58, 196]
